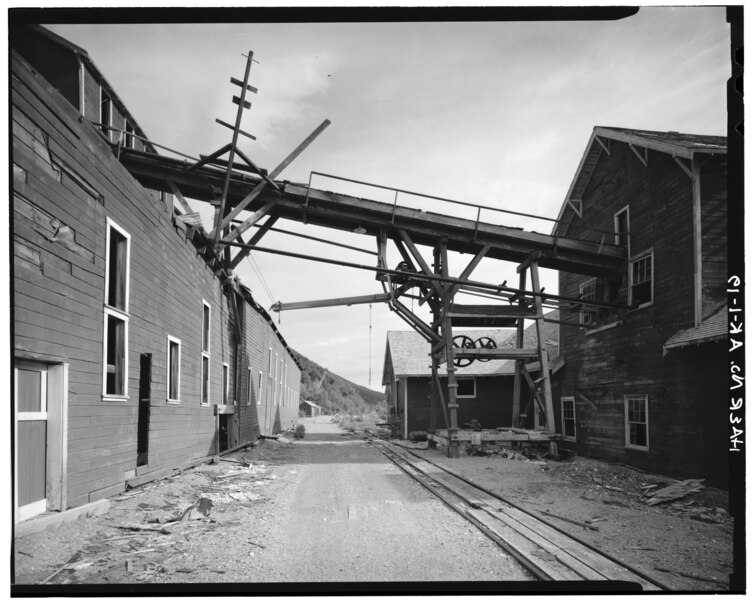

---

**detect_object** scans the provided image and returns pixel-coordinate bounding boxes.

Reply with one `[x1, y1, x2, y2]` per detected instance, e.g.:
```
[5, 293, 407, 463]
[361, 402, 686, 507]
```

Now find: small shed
[299, 400, 322, 417]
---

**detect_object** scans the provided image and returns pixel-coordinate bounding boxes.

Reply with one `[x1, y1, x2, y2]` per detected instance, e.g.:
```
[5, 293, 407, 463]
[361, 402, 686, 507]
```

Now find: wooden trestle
[114, 101, 628, 459]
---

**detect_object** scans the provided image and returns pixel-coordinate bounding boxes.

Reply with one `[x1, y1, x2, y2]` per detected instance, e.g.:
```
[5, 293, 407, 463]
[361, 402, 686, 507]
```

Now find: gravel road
[14, 416, 533, 589]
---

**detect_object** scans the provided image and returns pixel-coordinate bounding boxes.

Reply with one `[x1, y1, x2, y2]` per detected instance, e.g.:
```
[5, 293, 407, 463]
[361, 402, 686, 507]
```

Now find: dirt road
[245, 416, 531, 583]
[14, 416, 532, 588]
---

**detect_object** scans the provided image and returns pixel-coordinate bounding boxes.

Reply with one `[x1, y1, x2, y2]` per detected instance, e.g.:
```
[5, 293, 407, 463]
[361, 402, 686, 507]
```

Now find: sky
[42, 7, 731, 390]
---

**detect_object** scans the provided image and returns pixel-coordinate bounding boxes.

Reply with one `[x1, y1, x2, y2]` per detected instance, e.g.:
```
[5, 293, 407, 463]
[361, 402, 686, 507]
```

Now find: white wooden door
[15, 361, 48, 520]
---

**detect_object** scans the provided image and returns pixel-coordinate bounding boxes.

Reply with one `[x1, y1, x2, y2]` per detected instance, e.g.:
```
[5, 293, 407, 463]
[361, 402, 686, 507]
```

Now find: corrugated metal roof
[382, 312, 559, 382]
[663, 306, 727, 352]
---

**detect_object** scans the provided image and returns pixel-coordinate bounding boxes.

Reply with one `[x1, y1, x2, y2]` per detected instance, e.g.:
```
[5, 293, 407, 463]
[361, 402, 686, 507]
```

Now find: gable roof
[382, 312, 559, 384]
[663, 305, 727, 353]
[552, 126, 727, 237]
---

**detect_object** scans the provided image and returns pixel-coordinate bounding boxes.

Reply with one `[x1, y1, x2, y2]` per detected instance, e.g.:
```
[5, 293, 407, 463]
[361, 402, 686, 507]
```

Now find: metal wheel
[452, 335, 475, 368]
[476, 337, 497, 362]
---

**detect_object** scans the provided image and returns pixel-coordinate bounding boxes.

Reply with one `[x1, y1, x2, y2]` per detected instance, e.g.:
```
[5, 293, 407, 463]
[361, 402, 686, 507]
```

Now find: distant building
[382, 318, 560, 438]
[551, 127, 728, 485]
[299, 400, 322, 417]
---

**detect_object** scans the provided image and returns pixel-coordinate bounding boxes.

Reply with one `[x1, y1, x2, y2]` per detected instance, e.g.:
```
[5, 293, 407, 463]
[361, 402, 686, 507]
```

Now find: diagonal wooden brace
[397, 230, 443, 297]
[213, 119, 331, 237]
[220, 201, 277, 245]
[229, 214, 279, 270]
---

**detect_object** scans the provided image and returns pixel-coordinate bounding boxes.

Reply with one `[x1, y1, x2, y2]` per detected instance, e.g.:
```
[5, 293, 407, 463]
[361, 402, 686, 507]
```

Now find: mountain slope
[292, 350, 385, 415]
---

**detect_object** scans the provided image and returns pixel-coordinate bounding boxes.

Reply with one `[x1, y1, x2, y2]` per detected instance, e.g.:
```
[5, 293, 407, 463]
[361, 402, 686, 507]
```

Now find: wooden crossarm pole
[166, 179, 193, 215]
[214, 119, 331, 236]
[229, 214, 279, 271]
[212, 51, 256, 244]
[221, 201, 277, 245]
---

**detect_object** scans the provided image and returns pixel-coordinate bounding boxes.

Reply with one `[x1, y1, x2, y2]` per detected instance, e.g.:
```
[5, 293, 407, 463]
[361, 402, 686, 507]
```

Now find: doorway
[14, 359, 67, 521]
[137, 353, 151, 467]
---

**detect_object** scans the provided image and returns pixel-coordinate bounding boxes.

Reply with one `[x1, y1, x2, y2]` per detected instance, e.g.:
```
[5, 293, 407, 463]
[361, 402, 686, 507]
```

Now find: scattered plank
[540, 510, 599, 531]
[654, 566, 724, 585]
[644, 479, 704, 506]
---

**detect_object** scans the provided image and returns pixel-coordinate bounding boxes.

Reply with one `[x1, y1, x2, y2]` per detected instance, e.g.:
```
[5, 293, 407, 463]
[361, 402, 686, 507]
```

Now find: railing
[304, 171, 625, 247]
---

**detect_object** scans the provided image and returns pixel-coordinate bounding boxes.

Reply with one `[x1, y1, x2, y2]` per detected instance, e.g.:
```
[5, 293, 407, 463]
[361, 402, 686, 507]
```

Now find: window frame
[104, 218, 131, 313]
[629, 249, 654, 310]
[579, 278, 598, 328]
[614, 205, 630, 255]
[100, 87, 112, 140]
[200, 300, 211, 406]
[167, 335, 182, 403]
[624, 394, 649, 451]
[247, 367, 253, 406]
[456, 378, 476, 398]
[102, 218, 130, 400]
[561, 396, 576, 441]
[257, 370, 263, 406]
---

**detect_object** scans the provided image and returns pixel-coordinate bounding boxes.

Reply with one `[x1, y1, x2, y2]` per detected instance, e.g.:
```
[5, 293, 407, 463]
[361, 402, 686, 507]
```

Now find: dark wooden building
[12, 25, 300, 523]
[382, 319, 560, 438]
[551, 126, 728, 485]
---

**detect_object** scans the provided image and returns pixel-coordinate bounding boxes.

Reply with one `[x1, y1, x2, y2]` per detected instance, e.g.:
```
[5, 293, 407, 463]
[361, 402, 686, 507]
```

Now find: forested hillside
[292, 350, 385, 415]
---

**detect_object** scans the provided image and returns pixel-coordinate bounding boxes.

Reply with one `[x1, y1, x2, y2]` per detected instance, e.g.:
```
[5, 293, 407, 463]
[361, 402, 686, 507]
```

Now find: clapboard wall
[12, 48, 300, 508]
[554, 138, 728, 485]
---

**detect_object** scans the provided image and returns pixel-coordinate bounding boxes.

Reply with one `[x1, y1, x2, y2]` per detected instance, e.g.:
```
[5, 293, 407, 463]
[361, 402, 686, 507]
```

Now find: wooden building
[551, 127, 728, 485]
[299, 401, 323, 417]
[382, 318, 560, 438]
[12, 24, 301, 523]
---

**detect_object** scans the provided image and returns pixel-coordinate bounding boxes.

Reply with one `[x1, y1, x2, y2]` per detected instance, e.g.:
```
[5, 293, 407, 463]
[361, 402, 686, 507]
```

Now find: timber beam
[117, 149, 626, 277]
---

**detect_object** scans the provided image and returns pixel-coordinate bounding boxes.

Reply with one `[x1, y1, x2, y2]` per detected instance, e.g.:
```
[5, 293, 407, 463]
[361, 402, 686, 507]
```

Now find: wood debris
[644, 479, 704, 506]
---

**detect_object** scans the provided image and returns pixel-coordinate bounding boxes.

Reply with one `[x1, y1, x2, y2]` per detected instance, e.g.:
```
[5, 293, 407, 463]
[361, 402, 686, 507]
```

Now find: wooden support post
[511, 267, 527, 427]
[530, 260, 558, 457]
[438, 240, 460, 458]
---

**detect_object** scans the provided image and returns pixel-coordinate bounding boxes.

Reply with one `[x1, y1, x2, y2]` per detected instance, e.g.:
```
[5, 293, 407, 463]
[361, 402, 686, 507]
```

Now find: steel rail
[367, 436, 669, 590]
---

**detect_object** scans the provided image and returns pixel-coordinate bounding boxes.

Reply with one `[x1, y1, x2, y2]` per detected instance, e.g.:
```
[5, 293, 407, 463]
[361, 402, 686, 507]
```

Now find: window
[202, 302, 211, 353]
[167, 336, 181, 402]
[579, 279, 598, 328]
[105, 221, 130, 311]
[456, 378, 476, 398]
[222, 363, 229, 405]
[625, 395, 648, 450]
[630, 251, 653, 308]
[100, 90, 112, 139]
[201, 301, 210, 405]
[103, 219, 130, 399]
[561, 397, 576, 441]
[257, 371, 263, 405]
[103, 309, 128, 397]
[124, 121, 135, 149]
[614, 206, 630, 254]
[247, 367, 253, 406]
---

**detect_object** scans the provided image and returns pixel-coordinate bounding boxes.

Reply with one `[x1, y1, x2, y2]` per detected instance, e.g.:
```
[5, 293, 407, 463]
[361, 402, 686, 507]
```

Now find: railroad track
[367, 437, 668, 591]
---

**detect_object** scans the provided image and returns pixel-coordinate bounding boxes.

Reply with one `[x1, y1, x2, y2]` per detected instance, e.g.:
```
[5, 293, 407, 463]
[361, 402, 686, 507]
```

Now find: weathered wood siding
[402, 375, 518, 436]
[12, 50, 300, 508]
[555, 139, 728, 485]
[699, 155, 728, 319]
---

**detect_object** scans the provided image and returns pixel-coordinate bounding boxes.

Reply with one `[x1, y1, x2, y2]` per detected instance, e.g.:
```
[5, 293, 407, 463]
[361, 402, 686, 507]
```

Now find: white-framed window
[624, 394, 649, 450]
[614, 206, 630, 255]
[222, 363, 229, 405]
[274, 353, 280, 404]
[257, 370, 263, 406]
[630, 250, 654, 309]
[201, 301, 211, 406]
[103, 219, 130, 399]
[167, 335, 181, 403]
[247, 367, 253, 406]
[456, 378, 476, 398]
[268, 347, 273, 372]
[561, 396, 576, 441]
